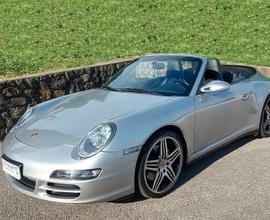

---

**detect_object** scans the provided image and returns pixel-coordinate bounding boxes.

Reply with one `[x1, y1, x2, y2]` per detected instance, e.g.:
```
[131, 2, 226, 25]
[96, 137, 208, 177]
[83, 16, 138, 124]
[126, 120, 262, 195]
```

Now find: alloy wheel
[263, 101, 270, 134]
[143, 136, 183, 194]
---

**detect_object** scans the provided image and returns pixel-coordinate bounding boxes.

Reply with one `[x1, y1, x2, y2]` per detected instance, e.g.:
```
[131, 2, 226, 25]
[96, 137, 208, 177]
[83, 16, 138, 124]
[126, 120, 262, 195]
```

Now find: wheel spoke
[264, 119, 269, 129]
[167, 148, 181, 164]
[265, 104, 270, 115]
[166, 166, 176, 183]
[160, 138, 168, 158]
[152, 171, 164, 192]
[145, 160, 160, 172]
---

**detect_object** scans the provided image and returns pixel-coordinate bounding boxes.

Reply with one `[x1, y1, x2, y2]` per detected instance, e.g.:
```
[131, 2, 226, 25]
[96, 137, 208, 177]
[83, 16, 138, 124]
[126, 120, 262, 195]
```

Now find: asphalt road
[0, 137, 270, 220]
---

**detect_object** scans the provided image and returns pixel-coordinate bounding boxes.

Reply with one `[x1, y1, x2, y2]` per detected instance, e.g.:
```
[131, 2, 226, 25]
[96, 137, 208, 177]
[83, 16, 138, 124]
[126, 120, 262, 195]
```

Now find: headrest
[167, 61, 181, 72]
[206, 58, 220, 73]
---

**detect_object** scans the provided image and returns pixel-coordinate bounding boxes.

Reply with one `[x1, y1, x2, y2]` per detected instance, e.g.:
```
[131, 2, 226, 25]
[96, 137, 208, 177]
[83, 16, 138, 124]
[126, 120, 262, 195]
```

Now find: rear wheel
[259, 96, 270, 137]
[137, 131, 184, 198]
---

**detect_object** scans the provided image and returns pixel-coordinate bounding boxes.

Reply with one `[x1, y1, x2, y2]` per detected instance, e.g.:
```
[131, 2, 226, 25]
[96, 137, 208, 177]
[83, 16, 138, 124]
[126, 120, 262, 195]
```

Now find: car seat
[204, 58, 222, 84]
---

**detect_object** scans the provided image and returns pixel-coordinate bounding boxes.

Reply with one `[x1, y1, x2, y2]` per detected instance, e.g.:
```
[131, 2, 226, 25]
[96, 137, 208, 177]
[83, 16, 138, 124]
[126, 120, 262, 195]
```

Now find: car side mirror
[200, 80, 231, 93]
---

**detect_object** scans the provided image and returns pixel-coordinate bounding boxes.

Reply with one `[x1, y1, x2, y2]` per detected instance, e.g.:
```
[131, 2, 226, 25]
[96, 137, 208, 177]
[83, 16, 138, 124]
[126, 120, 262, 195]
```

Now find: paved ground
[0, 137, 270, 220]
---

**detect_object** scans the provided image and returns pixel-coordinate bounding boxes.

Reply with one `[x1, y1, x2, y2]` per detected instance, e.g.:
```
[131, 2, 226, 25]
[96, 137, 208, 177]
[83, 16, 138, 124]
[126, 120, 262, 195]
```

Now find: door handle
[241, 93, 250, 101]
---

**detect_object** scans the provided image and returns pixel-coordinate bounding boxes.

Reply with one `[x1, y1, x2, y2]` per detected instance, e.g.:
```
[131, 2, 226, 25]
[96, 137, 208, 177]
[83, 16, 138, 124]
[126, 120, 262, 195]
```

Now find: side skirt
[186, 129, 258, 166]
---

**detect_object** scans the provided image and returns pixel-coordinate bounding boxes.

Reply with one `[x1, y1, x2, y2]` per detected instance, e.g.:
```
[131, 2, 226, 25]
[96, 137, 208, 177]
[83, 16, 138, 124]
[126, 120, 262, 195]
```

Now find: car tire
[137, 130, 184, 198]
[259, 95, 270, 138]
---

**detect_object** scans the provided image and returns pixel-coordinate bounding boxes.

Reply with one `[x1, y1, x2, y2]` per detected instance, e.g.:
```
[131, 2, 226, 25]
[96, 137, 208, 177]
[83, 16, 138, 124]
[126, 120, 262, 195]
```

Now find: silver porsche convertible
[2, 54, 270, 203]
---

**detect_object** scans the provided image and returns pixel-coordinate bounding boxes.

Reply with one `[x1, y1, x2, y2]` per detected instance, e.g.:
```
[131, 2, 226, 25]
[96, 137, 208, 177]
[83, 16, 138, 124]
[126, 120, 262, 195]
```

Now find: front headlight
[10, 106, 36, 132]
[78, 123, 117, 158]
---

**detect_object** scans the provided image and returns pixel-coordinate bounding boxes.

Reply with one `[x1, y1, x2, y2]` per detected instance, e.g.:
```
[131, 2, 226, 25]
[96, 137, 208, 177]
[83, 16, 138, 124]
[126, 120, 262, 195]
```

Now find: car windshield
[106, 55, 202, 96]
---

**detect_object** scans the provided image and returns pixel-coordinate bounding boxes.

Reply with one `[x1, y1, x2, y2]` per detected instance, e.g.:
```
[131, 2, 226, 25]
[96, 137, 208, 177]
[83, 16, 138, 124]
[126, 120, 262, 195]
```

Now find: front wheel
[137, 131, 184, 198]
[259, 96, 270, 137]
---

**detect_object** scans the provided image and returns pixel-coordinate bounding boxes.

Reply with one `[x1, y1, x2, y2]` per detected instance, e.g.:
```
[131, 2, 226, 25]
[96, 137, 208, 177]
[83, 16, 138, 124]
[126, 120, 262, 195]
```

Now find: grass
[0, 0, 270, 78]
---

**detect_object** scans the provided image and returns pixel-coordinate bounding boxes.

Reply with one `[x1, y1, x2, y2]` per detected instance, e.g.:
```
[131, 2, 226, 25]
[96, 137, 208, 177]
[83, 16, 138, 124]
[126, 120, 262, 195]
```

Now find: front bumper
[2, 138, 140, 203]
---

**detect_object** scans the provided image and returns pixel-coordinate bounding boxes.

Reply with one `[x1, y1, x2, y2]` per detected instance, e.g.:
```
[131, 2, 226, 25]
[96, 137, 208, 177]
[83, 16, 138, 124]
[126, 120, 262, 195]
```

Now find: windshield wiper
[103, 86, 161, 95]
[118, 88, 160, 95]
[102, 85, 121, 92]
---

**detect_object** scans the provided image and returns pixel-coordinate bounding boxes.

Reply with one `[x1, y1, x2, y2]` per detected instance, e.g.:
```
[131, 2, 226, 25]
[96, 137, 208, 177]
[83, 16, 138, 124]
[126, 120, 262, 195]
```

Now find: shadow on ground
[114, 135, 256, 204]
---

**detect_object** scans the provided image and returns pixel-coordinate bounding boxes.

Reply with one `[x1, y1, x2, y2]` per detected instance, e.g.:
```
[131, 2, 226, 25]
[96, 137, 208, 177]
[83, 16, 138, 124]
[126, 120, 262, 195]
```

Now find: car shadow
[112, 135, 256, 204]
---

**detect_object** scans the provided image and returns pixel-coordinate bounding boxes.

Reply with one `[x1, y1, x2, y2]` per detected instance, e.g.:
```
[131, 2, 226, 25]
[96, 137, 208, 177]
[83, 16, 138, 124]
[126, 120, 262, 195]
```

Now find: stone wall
[0, 57, 269, 141]
[0, 59, 133, 140]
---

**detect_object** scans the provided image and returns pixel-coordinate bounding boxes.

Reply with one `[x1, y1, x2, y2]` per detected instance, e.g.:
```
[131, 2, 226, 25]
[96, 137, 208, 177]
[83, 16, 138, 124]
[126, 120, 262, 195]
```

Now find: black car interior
[220, 65, 256, 84]
[204, 58, 257, 85]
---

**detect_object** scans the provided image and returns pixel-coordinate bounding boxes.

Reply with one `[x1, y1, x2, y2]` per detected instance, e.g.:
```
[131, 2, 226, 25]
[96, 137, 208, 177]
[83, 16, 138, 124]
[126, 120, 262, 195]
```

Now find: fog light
[50, 169, 101, 180]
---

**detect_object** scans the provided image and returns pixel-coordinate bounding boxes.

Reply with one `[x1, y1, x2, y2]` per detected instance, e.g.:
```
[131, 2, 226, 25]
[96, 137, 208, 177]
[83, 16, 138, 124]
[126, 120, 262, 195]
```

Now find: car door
[194, 81, 255, 152]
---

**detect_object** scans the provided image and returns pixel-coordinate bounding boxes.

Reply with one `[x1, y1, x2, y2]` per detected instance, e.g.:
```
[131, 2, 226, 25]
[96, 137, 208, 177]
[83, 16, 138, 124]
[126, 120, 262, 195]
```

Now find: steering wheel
[160, 77, 190, 89]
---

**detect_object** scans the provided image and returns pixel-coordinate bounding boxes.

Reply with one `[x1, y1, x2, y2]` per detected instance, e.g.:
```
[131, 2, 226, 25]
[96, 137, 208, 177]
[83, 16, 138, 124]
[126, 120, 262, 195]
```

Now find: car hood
[15, 89, 172, 149]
